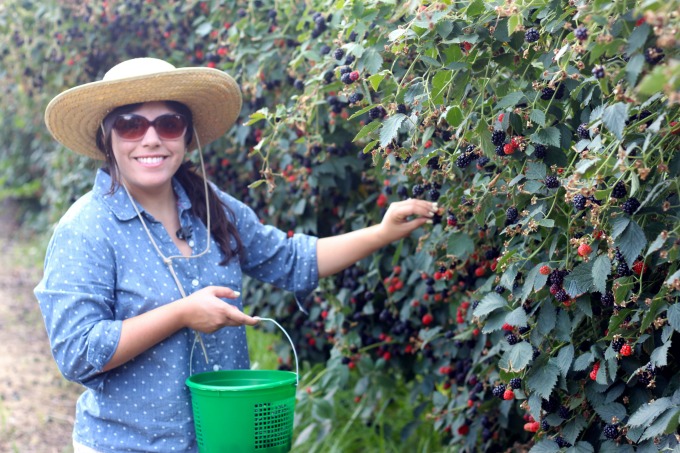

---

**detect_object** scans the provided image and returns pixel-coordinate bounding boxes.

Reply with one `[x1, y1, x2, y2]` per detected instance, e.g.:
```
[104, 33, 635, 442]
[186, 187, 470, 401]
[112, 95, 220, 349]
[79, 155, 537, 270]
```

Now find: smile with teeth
[136, 156, 166, 164]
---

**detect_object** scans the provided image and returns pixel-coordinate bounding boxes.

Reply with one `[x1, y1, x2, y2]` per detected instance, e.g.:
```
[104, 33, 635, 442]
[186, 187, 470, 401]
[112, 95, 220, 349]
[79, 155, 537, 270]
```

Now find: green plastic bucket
[186, 318, 299, 453]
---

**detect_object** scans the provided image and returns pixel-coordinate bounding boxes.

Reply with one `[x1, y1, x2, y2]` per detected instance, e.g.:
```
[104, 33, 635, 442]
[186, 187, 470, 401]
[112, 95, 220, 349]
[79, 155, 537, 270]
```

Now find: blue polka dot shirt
[34, 168, 319, 452]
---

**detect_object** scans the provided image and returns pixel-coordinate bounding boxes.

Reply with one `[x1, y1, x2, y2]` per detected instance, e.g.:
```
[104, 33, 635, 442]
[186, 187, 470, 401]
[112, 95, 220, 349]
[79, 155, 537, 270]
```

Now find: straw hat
[44, 58, 242, 160]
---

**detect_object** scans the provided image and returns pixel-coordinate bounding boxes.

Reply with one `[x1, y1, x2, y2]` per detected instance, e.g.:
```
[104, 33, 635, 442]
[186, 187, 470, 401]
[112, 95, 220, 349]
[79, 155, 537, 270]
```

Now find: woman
[35, 58, 437, 452]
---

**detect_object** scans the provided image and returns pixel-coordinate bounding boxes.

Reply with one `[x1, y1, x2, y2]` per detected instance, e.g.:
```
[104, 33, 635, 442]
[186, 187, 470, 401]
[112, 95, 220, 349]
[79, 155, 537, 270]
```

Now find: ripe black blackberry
[573, 194, 587, 211]
[622, 197, 640, 215]
[492, 384, 506, 399]
[506, 334, 521, 345]
[644, 47, 664, 65]
[555, 436, 571, 448]
[600, 291, 614, 307]
[506, 206, 519, 224]
[397, 104, 407, 114]
[592, 64, 605, 79]
[554, 83, 566, 100]
[495, 285, 505, 294]
[525, 28, 540, 43]
[540, 87, 555, 100]
[558, 406, 570, 419]
[576, 123, 590, 139]
[368, 106, 386, 120]
[426, 156, 440, 170]
[518, 325, 530, 334]
[544, 175, 560, 189]
[340, 72, 354, 84]
[533, 144, 547, 158]
[541, 419, 550, 431]
[495, 145, 506, 156]
[294, 79, 304, 90]
[491, 130, 506, 146]
[603, 423, 619, 439]
[456, 152, 473, 168]
[477, 156, 491, 168]
[575, 26, 588, 41]
[509, 377, 522, 389]
[617, 260, 632, 277]
[333, 48, 345, 60]
[541, 396, 559, 413]
[320, 44, 331, 55]
[611, 181, 627, 199]
[548, 269, 567, 286]
[612, 337, 625, 352]
[555, 289, 569, 302]
[344, 55, 355, 65]
[323, 70, 334, 83]
[412, 184, 424, 198]
[348, 92, 363, 104]
[429, 188, 440, 202]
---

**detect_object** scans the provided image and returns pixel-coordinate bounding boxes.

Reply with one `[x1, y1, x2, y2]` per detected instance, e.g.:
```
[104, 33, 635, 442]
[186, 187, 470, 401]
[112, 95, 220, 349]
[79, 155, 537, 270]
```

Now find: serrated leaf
[360, 48, 383, 75]
[666, 270, 680, 288]
[530, 109, 546, 127]
[527, 363, 559, 399]
[555, 344, 574, 377]
[603, 102, 628, 140]
[496, 91, 525, 110]
[593, 402, 627, 422]
[564, 261, 594, 297]
[641, 408, 679, 441]
[367, 71, 388, 91]
[646, 232, 667, 257]
[529, 440, 559, 453]
[626, 54, 645, 87]
[566, 441, 595, 453]
[473, 293, 508, 317]
[353, 120, 382, 142]
[562, 417, 588, 446]
[668, 304, 680, 332]
[614, 219, 647, 267]
[379, 113, 407, 147]
[499, 341, 533, 372]
[650, 340, 671, 367]
[482, 310, 510, 333]
[611, 217, 630, 240]
[574, 158, 598, 174]
[591, 255, 611, 294]
[505, 307, 529, 327]
[531, 127, 561, 148]
[526, 161, 547, 180]
[628, 398, 673, 427]
[573, 352, 593, 371]
[501, 263, 520, 290]
[537, 302, 556, 335]
[627, 24, 650, 55]
[446, 105, 464, 127]
[519, 264, 541, 303]
[447, 231, 475, 259]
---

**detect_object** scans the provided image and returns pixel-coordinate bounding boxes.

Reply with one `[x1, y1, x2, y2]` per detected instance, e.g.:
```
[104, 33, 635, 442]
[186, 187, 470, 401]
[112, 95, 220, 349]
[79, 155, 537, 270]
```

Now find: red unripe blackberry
[524, 421, 540, 432]
[503, 143, 516, 155]
[577, 243, 592, 257]
[620, 344, 632, 356]
[539, 265, 551, 275]
[422, 313, 433, 325]
[525, 28, 540, 43]
[349, 71, 359, 81]
[503, 388, 515, 400]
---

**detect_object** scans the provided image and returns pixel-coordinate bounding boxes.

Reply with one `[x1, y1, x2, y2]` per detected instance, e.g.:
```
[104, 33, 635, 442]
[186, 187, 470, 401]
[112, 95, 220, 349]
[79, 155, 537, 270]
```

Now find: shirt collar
[93, 168, 193, 222]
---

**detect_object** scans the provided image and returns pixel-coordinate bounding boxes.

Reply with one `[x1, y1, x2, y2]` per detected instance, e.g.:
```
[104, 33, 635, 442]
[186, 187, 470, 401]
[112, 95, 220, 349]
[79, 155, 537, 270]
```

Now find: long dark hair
[95, 101, 243, 265]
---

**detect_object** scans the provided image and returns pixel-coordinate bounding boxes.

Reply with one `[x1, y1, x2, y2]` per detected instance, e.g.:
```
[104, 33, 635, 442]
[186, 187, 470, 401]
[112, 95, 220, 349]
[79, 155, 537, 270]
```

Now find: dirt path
[0, 201, 81, 452]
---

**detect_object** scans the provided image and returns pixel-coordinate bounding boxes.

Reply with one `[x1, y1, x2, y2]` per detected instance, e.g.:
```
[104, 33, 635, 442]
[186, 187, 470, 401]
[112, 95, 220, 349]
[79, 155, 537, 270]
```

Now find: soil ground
[0, 200, 81, 453]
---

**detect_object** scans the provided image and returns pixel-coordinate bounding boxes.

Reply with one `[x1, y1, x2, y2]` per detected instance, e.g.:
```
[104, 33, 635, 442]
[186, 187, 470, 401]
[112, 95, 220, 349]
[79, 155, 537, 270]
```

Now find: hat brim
[45, 67, 242, 160]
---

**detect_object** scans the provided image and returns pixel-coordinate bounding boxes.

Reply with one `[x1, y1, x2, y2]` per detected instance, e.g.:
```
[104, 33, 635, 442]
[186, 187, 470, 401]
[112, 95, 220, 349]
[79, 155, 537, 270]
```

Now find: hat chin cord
[122, 126, 214, 371]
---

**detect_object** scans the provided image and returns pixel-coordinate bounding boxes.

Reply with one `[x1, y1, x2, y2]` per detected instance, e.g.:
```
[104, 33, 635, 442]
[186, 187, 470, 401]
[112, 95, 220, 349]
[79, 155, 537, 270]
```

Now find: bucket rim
[186, 369, 298, 392]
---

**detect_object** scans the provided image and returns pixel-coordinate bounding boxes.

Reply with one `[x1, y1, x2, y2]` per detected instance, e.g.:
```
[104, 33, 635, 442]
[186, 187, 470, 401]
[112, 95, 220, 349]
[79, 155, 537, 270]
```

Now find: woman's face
[110, 101, 187, 199]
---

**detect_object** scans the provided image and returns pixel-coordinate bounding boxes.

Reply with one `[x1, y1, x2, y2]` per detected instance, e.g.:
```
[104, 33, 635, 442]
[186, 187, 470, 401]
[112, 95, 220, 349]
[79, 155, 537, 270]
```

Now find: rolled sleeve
[34, 213, 120, 389]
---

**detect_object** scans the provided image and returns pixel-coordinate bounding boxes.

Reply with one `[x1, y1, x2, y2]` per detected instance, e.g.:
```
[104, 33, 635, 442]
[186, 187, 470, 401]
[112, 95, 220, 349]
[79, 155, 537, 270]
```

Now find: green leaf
[431, 70, 452, 104]
[367, 71, 388, 91]
[525, 161, 547, 180]
[614, 219, 647, 267]
[573, 352, 593, 371]
[353, 120, 381, 142]
[527, 363, 560, 399]
[611, 217, 630, 240]
[537, 302, 556, 335]
[562, 417, 588, 446]
[564, 261, 594, 297]
[499, 341, 533, 372]
[626, 54, 645, 87]
[496, 91, 525, 110]
[519, 264, 541, 302]
[568, 441, 595, 453]
[507, 14, 522, 36]
[628, 397, 673, 427]
[505, 307, 529, 327]
[473, 293, 508, 317]
[591, 255, 612, 294]
[195, 21, 213, 37]
[531, 127, 561, 147]
[641, 408, 680, 441]
[666, 270, 680, 289]
[529, 440, 559, 453]
[554, 344, 574, 377]
[650, 340, 671, 367]
[668, 304, 680, 332]
[646, 232, 667, 257]
[592, 402, 627, 423]
[530, 109, 546, 127]
[447, 231, 475, 259]
[379, 113, 407, 147]
[627, 24, 650, 55]
[637, 65, 667, 96]
[360, 48, 383, 75]
[445, 105, 464, 127]
[602, 102, 628, 140]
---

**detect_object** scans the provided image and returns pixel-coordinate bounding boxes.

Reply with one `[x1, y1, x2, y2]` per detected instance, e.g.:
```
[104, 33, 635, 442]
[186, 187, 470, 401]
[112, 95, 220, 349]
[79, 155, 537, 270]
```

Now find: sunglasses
[112, 113, 188, 141]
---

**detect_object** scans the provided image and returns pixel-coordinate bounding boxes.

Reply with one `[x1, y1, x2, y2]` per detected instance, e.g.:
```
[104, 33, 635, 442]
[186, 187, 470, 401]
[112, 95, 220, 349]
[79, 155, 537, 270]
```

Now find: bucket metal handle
[253, 317, 299, 385]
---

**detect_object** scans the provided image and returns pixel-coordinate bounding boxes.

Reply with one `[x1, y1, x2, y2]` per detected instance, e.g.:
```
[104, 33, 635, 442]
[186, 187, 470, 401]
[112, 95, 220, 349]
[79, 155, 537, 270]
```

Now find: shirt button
[213, 364, 220, 371]
[188, 240, 195, 247]
[192, 279, 199, 287]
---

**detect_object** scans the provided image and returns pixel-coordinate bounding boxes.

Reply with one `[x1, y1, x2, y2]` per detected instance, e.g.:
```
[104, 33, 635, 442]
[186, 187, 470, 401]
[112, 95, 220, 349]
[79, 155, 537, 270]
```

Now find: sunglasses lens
[113, 115, 149, 140]
[155, 114, 187, 139]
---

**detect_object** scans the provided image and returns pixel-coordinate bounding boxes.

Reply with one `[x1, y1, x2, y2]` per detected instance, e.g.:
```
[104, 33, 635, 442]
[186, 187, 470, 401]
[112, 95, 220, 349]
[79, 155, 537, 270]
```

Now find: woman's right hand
[180, 286, 259, 333]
